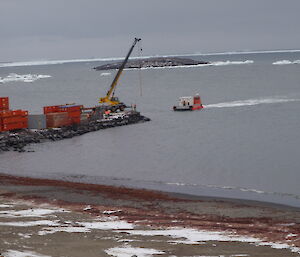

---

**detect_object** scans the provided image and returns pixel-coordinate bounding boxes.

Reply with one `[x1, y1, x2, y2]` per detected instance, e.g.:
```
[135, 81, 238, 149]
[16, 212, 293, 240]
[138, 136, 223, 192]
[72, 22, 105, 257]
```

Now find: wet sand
[0, 174, 299, 257]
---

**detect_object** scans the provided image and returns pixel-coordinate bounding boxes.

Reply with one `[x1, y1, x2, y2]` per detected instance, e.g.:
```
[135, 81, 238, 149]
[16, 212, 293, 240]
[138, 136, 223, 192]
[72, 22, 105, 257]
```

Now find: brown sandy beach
[0, 173, 299, 257]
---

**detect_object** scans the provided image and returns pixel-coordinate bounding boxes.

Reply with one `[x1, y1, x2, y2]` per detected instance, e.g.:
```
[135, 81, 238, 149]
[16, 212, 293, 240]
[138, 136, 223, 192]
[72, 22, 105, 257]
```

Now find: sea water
[1, 50, 300, 207]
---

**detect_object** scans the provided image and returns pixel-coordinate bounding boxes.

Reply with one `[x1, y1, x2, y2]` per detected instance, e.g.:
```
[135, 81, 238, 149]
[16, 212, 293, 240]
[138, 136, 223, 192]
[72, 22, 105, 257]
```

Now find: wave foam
[0, 73, 51, 83]
[273, 60, 300, 65]
[204, 97, 300, 109]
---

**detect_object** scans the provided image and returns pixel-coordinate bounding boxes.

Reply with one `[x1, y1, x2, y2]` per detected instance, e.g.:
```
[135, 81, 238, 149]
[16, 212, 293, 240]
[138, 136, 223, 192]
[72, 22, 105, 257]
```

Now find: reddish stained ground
[0, 173, 299, 248]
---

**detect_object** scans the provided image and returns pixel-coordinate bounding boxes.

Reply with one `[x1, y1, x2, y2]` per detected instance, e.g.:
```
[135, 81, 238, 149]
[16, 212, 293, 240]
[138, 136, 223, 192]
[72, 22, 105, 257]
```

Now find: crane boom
[99, 37, 141, 105]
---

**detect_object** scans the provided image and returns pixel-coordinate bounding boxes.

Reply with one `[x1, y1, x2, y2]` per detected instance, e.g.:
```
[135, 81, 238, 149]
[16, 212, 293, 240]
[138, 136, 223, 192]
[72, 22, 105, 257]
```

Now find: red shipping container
[43, 105, 61, 114]
[1, 116, 28, 124]
[0, 97, 9, 110]
[59, 105, 83, 112]
[0, 110, 14, 118]
[46, 112, 72, 128]
[2, 121, 28, 131]
[70, 117, 81, 124]
[0, 110, 28, 118]
[67, 111, 81, 117]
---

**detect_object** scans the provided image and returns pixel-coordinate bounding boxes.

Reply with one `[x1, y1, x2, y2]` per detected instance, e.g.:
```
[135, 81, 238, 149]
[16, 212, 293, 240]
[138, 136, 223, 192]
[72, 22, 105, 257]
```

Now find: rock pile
[0, 111, 150, 153]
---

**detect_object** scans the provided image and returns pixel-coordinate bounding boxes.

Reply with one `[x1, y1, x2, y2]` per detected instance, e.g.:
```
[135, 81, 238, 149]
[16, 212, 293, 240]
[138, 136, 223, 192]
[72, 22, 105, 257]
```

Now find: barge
[173, 94, 204, 111]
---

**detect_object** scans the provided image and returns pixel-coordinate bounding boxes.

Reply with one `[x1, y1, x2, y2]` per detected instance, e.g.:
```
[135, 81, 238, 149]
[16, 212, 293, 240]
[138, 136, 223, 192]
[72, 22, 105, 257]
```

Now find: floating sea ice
[273, 60, 300, 65]
[212, 60, 254, 66]
[100, 72, 111, 76]
[0, 73, 51, 84]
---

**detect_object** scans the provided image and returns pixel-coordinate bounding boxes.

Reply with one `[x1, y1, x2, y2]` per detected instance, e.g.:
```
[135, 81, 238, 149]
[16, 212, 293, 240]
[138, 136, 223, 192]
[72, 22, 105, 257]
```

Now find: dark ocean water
[1, 51, 300, 207]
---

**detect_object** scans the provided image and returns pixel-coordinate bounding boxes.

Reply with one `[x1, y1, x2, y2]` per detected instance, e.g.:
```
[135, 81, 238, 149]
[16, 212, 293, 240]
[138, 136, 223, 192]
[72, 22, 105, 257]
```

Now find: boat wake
[0, 73, 51, 84]
[204, 97, 300, 109]
[273, 60, 300, 65]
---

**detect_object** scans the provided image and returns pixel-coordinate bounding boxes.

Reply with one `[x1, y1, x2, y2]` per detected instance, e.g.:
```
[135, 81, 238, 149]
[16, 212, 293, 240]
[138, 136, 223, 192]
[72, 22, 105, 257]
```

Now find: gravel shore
[0, 174, 299, 257]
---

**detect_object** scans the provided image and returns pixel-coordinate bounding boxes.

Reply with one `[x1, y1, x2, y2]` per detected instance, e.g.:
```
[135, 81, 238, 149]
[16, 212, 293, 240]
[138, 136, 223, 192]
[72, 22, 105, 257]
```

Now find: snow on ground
[78, 220, 134, 230]
[0, 220, 60, 227]
[0, 208, 67, 218]
[38, 226, 91, 236]
[3, 250, 51, 257]
[122, 228, 300, 254]
[105, 245, 165, 257]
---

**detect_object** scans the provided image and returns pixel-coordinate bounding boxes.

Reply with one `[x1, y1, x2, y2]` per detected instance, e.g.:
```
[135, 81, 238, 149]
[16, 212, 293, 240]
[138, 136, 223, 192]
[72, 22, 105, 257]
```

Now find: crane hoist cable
[137, 40, 143, 97]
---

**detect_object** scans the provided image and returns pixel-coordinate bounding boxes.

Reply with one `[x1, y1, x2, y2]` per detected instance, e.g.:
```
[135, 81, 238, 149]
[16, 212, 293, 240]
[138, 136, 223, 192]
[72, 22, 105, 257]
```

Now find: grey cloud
[1, 0, 300, 61]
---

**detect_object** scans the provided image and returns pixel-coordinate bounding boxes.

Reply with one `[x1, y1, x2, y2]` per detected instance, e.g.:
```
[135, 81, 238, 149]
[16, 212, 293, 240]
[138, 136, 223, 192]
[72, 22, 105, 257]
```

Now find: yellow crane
[99, 38, 141, 110]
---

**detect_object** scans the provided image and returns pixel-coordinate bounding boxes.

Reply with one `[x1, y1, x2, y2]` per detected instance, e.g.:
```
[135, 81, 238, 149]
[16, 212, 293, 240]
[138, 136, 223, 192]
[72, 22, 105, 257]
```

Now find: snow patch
[78, 220, 134, 230]
[105, 245, 164, 257]
[3, 250, 51, 257]
[0, 220, 60, 227]
[0, 204, 13, 208]
[0, 208, 66, 218]
[38, 226, 90, 236]
[103, 210, 122, 214]
[122, 228, 300, 254]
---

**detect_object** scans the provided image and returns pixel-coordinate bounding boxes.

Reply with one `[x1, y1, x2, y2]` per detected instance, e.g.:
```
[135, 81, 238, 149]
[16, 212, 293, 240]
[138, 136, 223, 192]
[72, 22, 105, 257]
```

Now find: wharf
[0, 111, 150, 153]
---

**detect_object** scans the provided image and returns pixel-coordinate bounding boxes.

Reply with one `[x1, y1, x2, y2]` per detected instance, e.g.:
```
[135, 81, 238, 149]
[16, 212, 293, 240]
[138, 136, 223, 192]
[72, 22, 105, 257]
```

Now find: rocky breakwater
[94, 57, 209, 70]
[0, 111, 150, 153]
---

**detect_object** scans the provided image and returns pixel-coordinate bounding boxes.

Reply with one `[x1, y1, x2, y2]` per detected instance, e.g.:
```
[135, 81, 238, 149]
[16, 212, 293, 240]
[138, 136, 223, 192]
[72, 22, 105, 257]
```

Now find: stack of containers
[0, 97, 29, 132]
[43, 104, 82, 128]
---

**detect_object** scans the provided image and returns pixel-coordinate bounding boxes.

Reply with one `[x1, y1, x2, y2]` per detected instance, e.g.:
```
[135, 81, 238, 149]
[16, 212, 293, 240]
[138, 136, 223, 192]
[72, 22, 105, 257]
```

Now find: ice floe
[0, 73, 51, 84]
[105, 245, 165, 257]
[100, 72, 111, 76]
[273, 60, 300, 65]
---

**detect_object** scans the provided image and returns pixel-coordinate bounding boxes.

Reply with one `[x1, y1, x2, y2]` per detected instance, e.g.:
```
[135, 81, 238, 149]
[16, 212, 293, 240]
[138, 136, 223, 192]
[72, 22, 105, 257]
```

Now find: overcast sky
[1, 0, 300, 61]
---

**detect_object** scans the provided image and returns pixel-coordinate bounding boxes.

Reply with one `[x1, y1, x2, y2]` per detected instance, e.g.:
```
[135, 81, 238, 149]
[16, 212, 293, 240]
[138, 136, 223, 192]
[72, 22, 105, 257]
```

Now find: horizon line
[1, 49, 300, 68]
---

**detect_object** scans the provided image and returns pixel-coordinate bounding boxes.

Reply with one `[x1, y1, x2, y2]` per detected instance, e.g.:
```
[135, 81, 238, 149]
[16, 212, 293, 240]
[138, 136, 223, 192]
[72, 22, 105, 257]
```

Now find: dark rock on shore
[94, 57, 209, 70]
[0, 111, 150, 153]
